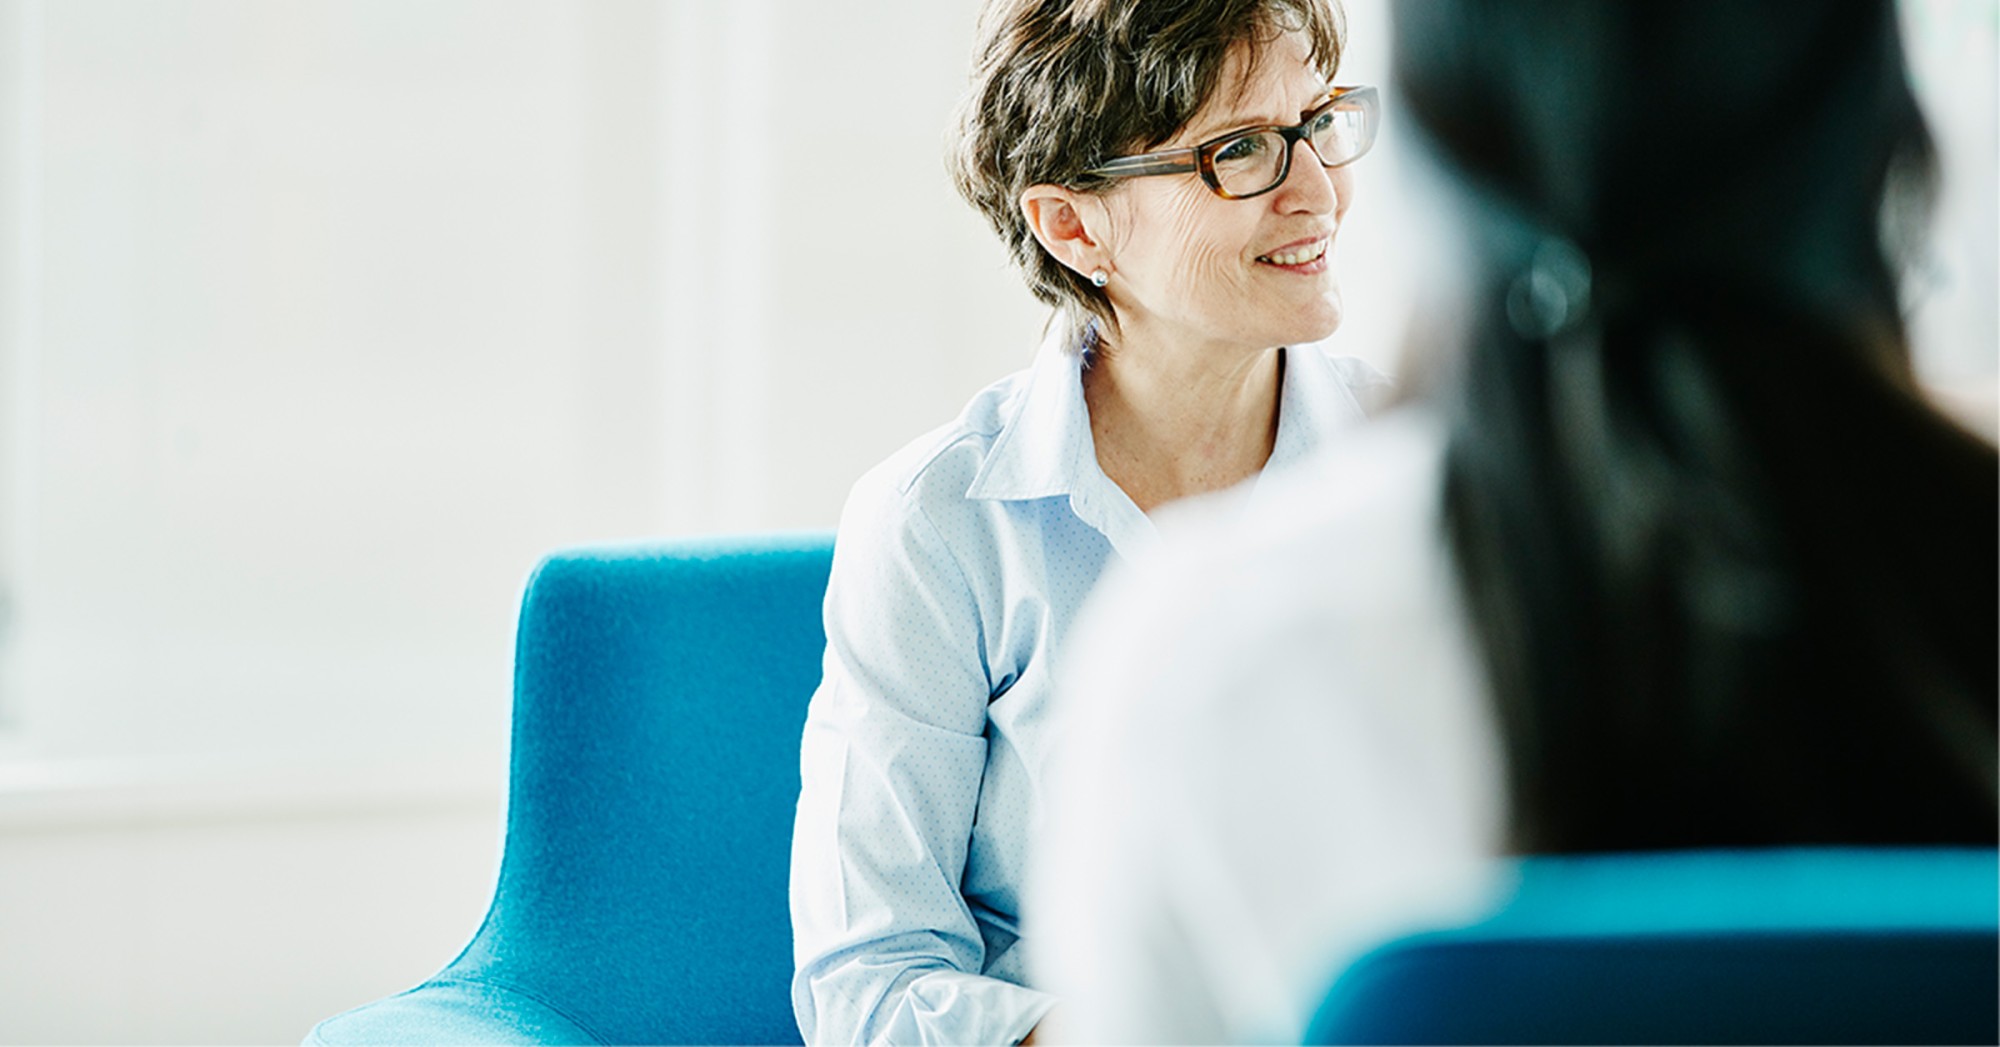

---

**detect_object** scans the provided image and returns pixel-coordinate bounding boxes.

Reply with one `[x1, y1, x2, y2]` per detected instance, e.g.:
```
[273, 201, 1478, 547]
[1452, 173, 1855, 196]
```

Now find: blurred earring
[1090, 269, 1109, 287]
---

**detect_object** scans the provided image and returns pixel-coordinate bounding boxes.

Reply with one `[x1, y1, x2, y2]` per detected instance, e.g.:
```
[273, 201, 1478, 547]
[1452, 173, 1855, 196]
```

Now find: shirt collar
[1262, 340, 1371, 476]
[963, 330, 1372, 558]
[963, 326, 1161, 561]
[964, 324, 1095, 504]
[1243, 341, 1375, 520]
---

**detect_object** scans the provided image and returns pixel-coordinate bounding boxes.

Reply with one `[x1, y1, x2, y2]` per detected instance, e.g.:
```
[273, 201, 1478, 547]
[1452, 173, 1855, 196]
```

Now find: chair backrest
[1306, 847, 2000, 1046]
[444, 533, 834, 1046]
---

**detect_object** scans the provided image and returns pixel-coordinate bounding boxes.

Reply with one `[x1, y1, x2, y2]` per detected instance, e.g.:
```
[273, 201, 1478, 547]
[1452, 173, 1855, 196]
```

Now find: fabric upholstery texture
[308, 532, 834, 1046]
[1306, 847, 2000, 1045]
[305, 980, 599, 1045]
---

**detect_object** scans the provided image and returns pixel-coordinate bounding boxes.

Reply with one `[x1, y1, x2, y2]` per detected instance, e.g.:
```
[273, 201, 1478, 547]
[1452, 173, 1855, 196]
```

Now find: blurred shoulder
[1168, 407, 1446, 596]
[1290, 341, 1398, 415]
[1064, 409, 1454, 732]
[1039, 409, 1504, 1047]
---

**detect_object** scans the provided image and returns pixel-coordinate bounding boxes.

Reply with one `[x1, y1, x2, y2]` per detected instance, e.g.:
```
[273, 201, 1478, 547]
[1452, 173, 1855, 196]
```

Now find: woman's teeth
[1258, 240, 1328, 266]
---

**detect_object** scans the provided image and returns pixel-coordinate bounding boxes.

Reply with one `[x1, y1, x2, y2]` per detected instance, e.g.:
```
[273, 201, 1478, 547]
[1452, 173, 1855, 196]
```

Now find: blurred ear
[1020, 185, 1112, 279]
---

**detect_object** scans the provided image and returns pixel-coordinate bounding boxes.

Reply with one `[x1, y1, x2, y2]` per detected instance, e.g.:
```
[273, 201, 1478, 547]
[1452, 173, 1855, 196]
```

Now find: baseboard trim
[0, 749, 504, 831]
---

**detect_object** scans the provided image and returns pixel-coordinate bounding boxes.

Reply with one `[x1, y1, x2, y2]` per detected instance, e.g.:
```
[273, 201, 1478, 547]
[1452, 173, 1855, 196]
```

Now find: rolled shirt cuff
[876, 969, 1058, 1047]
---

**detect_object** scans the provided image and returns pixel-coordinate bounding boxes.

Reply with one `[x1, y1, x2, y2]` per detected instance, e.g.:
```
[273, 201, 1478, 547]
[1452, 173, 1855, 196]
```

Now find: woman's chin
[1290, 287, 1343, 344]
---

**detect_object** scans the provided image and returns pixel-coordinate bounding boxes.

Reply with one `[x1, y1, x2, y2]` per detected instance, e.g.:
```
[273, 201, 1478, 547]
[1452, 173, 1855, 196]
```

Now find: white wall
[0, 761, 500, 1044]
[1900, 0, 1999, 409]
[0, 0, 1043, 774]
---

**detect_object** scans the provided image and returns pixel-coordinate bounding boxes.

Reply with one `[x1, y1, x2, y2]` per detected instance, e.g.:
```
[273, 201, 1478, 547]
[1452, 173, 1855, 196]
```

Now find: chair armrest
[305, 979, 603, 1046]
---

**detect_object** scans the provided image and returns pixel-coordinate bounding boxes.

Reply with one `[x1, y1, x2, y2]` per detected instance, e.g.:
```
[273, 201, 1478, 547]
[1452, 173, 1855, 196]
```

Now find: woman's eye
[1309, 111, 1337, 134]
[1214, 135, 1265, 163]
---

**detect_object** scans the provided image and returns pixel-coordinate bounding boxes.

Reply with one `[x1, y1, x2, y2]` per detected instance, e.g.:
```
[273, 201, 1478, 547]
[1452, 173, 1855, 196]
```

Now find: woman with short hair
[787, 0, 1384, 1042]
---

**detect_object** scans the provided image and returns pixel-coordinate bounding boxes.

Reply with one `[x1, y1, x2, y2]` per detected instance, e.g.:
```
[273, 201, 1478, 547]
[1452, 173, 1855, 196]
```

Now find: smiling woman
[785, 1, 1394, 1044]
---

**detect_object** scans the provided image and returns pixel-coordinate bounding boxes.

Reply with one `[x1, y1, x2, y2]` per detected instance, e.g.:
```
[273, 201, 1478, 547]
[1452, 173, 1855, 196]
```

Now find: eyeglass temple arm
[1085, 150, 1198, 179]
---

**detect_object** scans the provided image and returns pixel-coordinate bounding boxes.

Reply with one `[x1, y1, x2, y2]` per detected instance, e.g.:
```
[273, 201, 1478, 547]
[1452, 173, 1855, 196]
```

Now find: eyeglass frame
[1083, 85, 1380, 201]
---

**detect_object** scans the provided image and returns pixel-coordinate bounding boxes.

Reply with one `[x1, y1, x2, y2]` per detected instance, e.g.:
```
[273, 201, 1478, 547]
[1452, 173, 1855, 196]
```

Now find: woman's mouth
[1255, 237, 1331, 271]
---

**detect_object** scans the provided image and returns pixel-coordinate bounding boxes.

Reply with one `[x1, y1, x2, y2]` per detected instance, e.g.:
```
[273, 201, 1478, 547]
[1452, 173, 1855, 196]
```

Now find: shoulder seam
[893, 425, 993, 497]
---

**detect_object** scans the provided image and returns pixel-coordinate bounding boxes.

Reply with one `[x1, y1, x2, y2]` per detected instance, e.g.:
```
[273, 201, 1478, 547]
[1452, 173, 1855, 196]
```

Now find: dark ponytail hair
[1398, 0, 1998, 852]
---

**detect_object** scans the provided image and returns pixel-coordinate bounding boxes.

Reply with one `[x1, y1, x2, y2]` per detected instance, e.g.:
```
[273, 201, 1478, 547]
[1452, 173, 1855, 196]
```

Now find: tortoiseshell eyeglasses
[1085, 85, 1380, 200]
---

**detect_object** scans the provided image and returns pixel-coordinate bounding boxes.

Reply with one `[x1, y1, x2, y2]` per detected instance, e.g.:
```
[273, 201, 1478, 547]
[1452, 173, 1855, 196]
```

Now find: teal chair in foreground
[1308, 847, 1999, 1045]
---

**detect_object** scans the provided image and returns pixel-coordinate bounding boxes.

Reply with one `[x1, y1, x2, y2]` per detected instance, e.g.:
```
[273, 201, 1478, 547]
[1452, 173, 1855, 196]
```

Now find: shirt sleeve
[790, 469, 1057, 1046]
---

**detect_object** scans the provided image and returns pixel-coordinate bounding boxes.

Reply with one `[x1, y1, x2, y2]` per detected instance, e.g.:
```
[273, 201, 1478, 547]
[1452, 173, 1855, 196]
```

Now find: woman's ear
[1020, 185, 1111, 279]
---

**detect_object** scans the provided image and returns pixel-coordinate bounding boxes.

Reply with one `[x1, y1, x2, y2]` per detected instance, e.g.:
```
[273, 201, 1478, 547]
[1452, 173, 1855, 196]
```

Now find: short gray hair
[948, 0, 1345, 344]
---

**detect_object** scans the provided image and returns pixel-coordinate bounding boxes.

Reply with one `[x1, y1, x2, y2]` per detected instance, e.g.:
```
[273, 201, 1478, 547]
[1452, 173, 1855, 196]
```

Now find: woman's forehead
[1185, 77, 1332, 142]
[1182, 31, 1331, 140]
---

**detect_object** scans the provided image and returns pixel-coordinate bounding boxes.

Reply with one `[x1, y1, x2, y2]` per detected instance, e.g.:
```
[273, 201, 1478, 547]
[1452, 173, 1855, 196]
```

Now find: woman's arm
[790, 470, 1055, 1046]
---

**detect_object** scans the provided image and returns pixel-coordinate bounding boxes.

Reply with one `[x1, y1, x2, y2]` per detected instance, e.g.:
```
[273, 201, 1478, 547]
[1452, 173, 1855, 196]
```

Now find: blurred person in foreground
[787, 1, 1395, 1043]
[1026, 0, 1999, 1041]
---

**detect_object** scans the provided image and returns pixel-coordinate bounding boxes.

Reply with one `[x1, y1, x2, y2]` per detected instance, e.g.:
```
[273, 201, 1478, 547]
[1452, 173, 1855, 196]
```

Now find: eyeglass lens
[1209, 101, 1371, 197]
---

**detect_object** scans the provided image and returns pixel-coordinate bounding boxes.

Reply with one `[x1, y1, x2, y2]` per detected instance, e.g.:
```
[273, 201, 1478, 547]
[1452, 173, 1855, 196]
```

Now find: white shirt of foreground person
[1026, 408, 1511, 1045]
[790, 324, 1392, 1047]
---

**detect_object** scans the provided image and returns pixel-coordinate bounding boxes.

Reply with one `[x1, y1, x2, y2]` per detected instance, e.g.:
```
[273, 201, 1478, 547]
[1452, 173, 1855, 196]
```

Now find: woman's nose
[1274, 139, 1338, 214]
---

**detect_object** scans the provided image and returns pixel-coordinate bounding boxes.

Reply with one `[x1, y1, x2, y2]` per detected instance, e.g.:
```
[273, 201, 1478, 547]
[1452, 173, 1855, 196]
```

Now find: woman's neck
[1082, 333, 1285, 515]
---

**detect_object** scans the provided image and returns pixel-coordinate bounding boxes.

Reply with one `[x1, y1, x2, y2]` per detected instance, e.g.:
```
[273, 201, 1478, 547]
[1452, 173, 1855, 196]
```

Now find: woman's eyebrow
[1185, 87, 1336, 141]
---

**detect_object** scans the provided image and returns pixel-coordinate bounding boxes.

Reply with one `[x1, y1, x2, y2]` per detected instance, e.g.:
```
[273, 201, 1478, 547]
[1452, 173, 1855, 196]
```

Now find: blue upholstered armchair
[309, 531, 1998, 1045]
[308, 533, 833, 1045]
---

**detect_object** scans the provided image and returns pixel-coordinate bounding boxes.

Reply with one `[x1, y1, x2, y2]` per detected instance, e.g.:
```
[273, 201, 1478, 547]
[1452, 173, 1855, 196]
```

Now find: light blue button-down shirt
[789, 328, 1391, 1046]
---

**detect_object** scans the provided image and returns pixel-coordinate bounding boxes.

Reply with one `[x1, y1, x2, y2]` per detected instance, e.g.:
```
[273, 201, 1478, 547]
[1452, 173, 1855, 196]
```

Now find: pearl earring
[1090, 269, 1109, 288]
